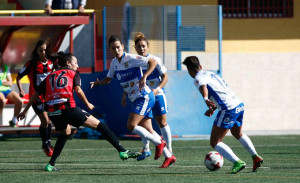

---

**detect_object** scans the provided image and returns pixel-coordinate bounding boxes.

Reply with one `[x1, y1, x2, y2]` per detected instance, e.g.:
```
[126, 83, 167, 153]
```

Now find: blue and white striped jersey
[194, 70, 242, 110]
[107, 53, 152, 102]
[142, 54, 167, 96]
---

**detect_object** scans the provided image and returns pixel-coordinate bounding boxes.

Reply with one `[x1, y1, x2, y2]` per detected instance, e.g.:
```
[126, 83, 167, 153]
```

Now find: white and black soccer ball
[204, 151, 224, 171]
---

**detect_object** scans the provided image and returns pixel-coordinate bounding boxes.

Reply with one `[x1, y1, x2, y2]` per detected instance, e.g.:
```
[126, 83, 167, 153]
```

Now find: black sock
[96, 122, 126, 152]
[49, 134, 69, 166]
[47, 124, 52, 145]
[39, 126, 48, 145]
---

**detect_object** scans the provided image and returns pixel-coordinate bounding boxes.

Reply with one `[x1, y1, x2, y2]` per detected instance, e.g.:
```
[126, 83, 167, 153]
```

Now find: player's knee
[127, 123, 135, 132]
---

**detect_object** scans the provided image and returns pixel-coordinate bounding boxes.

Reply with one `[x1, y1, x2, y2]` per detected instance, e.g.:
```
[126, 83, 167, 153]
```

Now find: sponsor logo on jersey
[136, 56, 143, 60]
[149, 81, 155, 86]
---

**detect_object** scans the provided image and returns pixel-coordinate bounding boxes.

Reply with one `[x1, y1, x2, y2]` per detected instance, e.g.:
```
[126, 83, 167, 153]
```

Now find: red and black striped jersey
[18, 59, 58, 101]
[37, 68, 81, 112]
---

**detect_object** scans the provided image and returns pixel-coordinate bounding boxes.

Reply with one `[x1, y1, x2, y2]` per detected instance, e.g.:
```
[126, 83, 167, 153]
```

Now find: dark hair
[56, 51, 74, 67]
[183, 56, 201, 71]
[108, 35, 122, 47]
[133, 32, 149, 46]
[30, 39, 52, 62]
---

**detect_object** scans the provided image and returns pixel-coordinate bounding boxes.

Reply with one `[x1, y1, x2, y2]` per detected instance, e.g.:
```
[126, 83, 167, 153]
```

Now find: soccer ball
[204, 151, 224, 171]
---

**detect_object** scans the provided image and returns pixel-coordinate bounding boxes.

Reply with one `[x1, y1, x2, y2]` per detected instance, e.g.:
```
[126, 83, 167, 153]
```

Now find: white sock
[132, 126, 161, 145]
[152, 130, 161, 140]
[160, 125, 172, 153]
[12, 116, 18, 124]
[141, 138, 150, 152]
[215, 142, 239, 163]
[238, 133, 257, 156]
[162, 147, 172, 158]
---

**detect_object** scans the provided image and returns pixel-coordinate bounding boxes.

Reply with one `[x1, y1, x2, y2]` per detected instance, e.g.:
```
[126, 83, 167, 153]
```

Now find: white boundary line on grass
[0, 162, 271, 169]
[0, 143, 299, 153]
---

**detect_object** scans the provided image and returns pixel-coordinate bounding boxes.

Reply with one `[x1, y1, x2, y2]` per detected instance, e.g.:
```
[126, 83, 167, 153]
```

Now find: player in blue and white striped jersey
[124, 32, 172, 162]
[183, 56, 263, 174]
[91, 35, 175, 168]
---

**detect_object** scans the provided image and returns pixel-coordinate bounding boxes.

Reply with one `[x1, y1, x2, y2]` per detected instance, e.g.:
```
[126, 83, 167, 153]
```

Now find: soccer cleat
[159, 155, 176, 168]
[252, 155, 264, 172]
[137, 150, 151, 161]
[45, 164, 59, 172]
[119, 150, 141, 160]
[42, 145, 53, 157]
[227, 160, 246, 174]
[154, 140, 166, 160]
[9, 120, 17, 127]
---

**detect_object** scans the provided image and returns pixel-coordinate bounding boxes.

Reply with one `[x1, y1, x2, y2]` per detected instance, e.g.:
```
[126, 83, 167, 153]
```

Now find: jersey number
[49, 71, 68, 91]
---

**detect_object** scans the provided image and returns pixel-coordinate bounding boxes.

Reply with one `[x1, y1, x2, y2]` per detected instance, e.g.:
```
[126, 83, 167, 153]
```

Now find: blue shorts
[1, 89, 12, 98]
[152, 94, 168, 116]
[214, 103, 244, 129]
[131, 91, 155, 119]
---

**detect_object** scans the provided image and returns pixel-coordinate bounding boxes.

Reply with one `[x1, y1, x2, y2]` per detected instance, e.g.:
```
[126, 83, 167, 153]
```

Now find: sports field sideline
[0, 135, 299, 183]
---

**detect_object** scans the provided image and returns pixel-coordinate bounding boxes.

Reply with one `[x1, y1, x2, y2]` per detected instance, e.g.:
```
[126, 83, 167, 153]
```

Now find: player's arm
[75, 86, 95, 111]
[121, 92, 127, 107]
[16, 76, 25, 98]
[2, 74, 12, 87]
[17, 92, 39, 121]
[199, 85, 216, 117]
[153, 72, 168, 95]
[90, 77, 112, 89]
[139, 58, 157, 91]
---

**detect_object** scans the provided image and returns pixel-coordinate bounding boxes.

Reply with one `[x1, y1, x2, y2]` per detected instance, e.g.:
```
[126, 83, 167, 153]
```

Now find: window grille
[218, 0, 293, 18]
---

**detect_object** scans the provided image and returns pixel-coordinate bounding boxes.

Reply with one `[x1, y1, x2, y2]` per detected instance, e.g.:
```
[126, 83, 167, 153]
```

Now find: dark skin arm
[199, 85, 217, 117]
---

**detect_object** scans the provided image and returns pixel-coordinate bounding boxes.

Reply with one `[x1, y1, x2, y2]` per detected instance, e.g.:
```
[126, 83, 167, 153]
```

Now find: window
[218, 0, 293, 18]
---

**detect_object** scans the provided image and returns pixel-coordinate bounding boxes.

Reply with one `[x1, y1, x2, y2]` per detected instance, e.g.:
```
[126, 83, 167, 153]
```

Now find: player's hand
[17, 111, 26, 121]
[205, 99, 217, 111]
[45, 5, 53, 15]
[90, 79, 100, 89]
[138, 77, 146, 91]
[86, 103, 95, 111]
[204, 109, 214, 117]
[78, 6, 85, 14]
[152, 88, 159, 95]
[19, 90, 25, 98]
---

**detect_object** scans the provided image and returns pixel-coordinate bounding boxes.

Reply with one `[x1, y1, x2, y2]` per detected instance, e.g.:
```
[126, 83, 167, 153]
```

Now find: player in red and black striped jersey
[16, 40, 58, 157]
[17, 52, 141, 171]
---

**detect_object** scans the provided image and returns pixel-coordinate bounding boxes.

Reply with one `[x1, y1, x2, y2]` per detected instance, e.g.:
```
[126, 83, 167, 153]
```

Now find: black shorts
[48, 107, 91, 131]
[32, 102, 45, 114]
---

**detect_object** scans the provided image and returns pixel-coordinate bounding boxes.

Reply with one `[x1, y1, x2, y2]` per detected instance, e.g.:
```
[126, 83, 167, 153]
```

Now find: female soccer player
[183, 56, 263, 174]
[17, 52, 141, 171]
[91, 35, 176, 168]
[16, 40, 57, 157]
[0, 51, 23, 127]
[124, 32, 172, 161]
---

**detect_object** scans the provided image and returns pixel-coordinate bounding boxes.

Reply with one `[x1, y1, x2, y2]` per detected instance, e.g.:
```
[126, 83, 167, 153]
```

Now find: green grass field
[0, 135, 300, 183]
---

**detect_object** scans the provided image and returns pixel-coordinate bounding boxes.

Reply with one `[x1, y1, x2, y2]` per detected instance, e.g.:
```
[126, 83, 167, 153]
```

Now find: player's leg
[6, 91, 23, 126]
[0, 92, 5, 114]
[137, 118, 152, 161]
[36, 110, 53, 157]
[212, 108, 246, 174]
[77, 108, 139, 160]
[45, 125, 71, 172]
[155, 114, 172, 153]
[231, 125, 263, 172]
[154, 94, 172, 153]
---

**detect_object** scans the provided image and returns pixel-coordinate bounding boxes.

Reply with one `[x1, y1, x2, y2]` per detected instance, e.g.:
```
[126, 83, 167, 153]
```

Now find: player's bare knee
[127, 123, 135, 132]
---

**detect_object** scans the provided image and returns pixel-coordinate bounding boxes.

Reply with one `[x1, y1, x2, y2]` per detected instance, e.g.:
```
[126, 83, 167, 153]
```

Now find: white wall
[222, 52, 300, 133]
